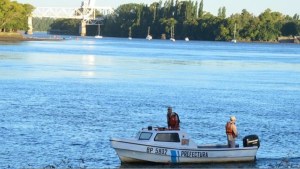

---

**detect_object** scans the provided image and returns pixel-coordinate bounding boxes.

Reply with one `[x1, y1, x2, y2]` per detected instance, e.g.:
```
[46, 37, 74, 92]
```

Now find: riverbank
[0, 32, 24, 41]
[0, 32, 64, 41]
[278, 36, 300, 43]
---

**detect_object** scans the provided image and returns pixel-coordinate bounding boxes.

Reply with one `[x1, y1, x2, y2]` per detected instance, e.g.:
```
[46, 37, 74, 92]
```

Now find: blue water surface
[0, 37, 300, 168]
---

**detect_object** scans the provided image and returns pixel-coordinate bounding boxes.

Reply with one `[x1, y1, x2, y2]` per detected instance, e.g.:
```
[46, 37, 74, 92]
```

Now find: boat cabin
[134, 126, 259, 149]
[135, 126, 198, 148]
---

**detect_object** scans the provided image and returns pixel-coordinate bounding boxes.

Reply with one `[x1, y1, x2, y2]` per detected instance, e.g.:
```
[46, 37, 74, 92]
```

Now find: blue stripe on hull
[171, 150, 177, 163]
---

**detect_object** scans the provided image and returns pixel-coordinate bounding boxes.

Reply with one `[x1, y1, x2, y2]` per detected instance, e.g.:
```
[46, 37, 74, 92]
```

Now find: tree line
[1, 0, 299, 42]
[0, 0, 34, 32]
[101, 0, 300, 41]
[47, 0, 300, 41]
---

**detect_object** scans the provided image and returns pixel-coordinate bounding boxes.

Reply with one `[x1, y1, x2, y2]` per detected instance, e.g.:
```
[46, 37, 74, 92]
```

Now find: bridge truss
[32, 7, 114, 21]
[27, 5, 114, 36]
[28, 1, 114, 36]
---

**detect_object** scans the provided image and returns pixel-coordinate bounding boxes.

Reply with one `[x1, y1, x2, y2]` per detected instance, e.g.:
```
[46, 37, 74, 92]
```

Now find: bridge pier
[79, 20, 86, 36]
[26, 16, 33, 34]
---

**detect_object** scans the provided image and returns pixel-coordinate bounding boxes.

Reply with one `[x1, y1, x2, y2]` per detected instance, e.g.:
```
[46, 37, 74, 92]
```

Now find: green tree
[183, 18, 198, 38]
[215, 19, 230, 41]
[0, 0, 13, 30]
[114, 3, 143, 37]
[281, 21, 299, 36]
[228, 9, 259, 41]
[150, 2, 160, 23]
[49, 19, 80, 35]
[160, 17, 177, 36]
[195, 13, 217, 40]
[198, 0, 204, 18]
[0, 0, 34, 31]
[103, 1, 300, 41]
[222, 6, 226, 19]
[217, 6, 226, 19]
[293, 14, 299, 20]
[33, 18, 55, 31]
[257, 9, 284, 41]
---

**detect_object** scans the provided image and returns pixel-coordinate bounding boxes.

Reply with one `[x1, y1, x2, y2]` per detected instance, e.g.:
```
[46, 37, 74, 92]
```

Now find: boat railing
[142, 126, 180, 131]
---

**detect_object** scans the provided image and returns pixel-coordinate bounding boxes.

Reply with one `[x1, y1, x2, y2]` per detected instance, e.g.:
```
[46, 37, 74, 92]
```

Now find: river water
[0, 37, 299, 168]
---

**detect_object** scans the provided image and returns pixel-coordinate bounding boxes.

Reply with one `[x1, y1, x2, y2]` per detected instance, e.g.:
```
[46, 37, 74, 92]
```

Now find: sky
[15, 0, 299, 16]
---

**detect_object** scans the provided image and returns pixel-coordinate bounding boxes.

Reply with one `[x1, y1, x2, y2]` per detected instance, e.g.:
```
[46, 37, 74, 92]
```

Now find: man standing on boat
[167, 107, 180, 129]
[225, 116, 238, 148]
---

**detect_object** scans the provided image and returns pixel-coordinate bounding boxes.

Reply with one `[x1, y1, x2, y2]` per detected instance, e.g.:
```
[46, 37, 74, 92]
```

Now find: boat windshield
[154, 133, 180, 142]
[139, 132, 152, 140]
[135, 132, 141, 139]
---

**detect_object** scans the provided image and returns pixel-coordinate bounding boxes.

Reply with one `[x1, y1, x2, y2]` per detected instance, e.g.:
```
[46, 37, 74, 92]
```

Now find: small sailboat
[231, 23, 237, 43]
[146, 26, 152, 40]
[146, 34, 152, 40]
[95, 24, 103, 39]
[128, 27, 132, 40]
[170, 26, 175, 42]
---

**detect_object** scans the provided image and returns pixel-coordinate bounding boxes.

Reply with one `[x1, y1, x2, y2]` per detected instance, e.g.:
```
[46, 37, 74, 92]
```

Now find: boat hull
[111, 139, 258, 164]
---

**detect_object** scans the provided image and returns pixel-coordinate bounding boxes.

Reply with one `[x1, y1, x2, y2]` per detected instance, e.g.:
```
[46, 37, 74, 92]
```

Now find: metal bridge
[27, 0, 114, 36]
[32, 7, 113, 20]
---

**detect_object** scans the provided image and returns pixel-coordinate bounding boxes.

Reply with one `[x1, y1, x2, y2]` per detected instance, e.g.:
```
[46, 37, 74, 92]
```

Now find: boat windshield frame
[138, 132, 153, 140]
[154, 133, 180, 142]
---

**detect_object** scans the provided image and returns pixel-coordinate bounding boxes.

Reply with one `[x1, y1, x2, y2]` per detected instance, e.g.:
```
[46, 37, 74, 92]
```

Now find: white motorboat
[110, 126, 260, 164]
[185, 37, 190, 41]
[95, 35, 103, 39]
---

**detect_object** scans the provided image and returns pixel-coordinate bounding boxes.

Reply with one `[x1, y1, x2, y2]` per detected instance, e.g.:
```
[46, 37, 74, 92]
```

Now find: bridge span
[32, 7, 113, 19]
[27, 0, 114, 36]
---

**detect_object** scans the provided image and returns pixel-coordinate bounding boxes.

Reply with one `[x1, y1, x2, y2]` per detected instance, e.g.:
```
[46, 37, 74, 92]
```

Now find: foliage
[0, 0, 34, 32]
[198, 0, 204, 18]
[49, 19, 80, 35]
[256, 9, 284, 41]
[281, 21, 298, 36]
[3, 0, 298, 41]
[218, 6, 226, 19]
[100, 0, 299, 41]
[33, 18, 55, 32]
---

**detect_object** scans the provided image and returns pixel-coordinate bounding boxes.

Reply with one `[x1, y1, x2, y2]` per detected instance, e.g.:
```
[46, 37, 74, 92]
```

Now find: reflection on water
[120, 162, 258, 168]
[82, 55, 96, 65]
[120, 157, 300, 168]
[0, 38, 300, 168]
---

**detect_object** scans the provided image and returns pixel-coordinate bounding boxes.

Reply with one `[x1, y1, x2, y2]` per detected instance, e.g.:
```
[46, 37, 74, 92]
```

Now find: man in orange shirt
[167, 107, 180, 129]
[225, 116, 238, 148]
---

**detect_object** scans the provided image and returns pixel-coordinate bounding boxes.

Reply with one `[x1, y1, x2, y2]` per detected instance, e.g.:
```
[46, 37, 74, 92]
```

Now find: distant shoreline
[1, 32, 299, 44]
[0, 32, 63, 42]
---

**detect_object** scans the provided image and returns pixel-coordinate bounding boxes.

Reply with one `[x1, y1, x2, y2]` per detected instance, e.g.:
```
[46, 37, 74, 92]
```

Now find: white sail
[146, 26, 152, 40]
[170, 26, 175, 42]
[232, 23, 237, 43]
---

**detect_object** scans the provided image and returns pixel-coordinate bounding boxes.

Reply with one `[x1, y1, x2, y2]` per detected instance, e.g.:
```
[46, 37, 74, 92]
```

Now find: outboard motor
[243, 135, 260, 148]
